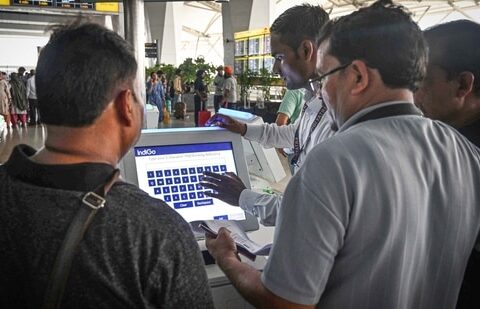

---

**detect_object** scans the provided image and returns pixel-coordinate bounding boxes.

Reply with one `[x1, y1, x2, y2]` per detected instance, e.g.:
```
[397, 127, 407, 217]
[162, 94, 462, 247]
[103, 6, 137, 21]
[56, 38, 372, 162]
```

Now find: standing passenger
[414, 19, 480, 309]
[9, 72, 28, 128]
[275, 88, 305, 173]
[172, 69, 183, 106]
[0, 72, 12, 129]
[194, 69, 207, 127]
[27, 69, 39, 125]
[222, 66, 237, 109]
[213, 65, 224, 113]
[0, 22, 213, 308]
[146, 71, 165, 126]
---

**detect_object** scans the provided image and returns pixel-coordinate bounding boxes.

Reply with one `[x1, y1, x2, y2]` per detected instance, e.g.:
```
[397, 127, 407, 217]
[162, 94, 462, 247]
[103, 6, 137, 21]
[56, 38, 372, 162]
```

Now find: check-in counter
[145, 104, 159, 129]
[199, 225, 275, 309]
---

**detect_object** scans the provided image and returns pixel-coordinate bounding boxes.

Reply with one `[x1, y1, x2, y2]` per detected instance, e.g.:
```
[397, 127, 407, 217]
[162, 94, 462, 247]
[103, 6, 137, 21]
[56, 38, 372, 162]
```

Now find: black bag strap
[351, 102, 422, 126]
[42, 169, 120, 309]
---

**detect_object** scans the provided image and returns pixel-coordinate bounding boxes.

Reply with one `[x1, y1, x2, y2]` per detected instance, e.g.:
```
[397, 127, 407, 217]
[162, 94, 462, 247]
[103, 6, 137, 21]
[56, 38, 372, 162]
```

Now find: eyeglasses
[308, 62, 351, 93]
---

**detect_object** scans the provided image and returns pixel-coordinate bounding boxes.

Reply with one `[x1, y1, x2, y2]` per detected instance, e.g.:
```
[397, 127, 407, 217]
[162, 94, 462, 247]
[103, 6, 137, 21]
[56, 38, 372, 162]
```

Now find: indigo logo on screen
[136, 148, 157, 156]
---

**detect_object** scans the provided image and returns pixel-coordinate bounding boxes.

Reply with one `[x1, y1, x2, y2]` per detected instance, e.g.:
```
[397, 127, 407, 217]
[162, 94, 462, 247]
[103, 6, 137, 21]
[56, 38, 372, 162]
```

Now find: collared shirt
[223, 76, 237, 103]
[213, 74, 224, 96]
[244, 95, 334, 172]
[262, 101, 480, 308]
[5, 144, 114, 191]
[239, 95, 335, 226]
[26, 75, 37, 100]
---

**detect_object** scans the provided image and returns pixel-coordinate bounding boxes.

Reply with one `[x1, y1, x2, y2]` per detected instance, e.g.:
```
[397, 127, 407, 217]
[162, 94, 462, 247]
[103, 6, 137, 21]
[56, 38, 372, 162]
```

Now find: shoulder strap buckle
[82, 191, 106, 210]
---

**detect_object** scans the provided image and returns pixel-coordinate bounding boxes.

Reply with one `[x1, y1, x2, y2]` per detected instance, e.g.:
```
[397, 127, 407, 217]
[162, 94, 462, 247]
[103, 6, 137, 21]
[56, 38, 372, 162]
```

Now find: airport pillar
[124, 0, 147, 126]
[249, 0, 275, 30]
[145, 1, 182, 65]
[221, 0, 253, 67]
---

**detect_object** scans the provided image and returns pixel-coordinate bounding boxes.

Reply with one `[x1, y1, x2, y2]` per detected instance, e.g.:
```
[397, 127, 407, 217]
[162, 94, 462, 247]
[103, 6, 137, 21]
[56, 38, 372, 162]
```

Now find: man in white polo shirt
[206, 1, 480, 308]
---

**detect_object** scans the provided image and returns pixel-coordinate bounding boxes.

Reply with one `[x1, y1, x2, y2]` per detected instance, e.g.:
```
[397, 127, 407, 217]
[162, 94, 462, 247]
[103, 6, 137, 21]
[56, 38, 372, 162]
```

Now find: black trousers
[28, 99, 40, 124]
[213, 95, 222, 113]
[194, 95, 202, 127]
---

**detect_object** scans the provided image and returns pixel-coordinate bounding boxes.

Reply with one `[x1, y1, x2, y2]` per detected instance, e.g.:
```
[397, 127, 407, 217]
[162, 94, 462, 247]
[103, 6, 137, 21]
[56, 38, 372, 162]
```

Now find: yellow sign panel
[96, 2, 119, 13]
[234, 27, 269, 40]
[0, 0, 10, 5]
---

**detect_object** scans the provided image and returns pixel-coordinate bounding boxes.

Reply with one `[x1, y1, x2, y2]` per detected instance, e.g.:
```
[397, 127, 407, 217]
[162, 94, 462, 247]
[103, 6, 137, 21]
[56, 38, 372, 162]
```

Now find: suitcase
[198, 110, 211, 127]
[173, 102, 186, 119]
[197, 100, 211, 127]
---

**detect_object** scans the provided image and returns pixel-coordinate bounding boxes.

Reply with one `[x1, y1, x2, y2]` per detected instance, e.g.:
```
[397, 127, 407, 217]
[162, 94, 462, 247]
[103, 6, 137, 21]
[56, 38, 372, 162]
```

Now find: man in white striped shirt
[202, 4, 335, 226]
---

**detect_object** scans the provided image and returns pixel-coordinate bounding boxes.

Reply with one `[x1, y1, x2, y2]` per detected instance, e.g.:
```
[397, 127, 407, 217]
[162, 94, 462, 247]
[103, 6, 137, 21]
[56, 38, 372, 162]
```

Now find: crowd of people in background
[145, 65, 237, 127]
[2, 63, 238, 130]
[0, 66, 39, 130]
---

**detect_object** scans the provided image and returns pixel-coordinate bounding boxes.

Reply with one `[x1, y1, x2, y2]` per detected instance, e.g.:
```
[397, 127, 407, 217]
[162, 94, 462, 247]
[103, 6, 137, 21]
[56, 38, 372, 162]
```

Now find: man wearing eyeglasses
[202, 4, 335, 226]
[206, 1, 480, 308]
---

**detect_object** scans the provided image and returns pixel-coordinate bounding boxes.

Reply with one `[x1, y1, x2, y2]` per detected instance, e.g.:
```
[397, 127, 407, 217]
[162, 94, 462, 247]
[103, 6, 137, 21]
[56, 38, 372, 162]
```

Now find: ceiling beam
[196, 1, 221, 12]
[182, 25, 210, 38]
[184, 2, 215, 12]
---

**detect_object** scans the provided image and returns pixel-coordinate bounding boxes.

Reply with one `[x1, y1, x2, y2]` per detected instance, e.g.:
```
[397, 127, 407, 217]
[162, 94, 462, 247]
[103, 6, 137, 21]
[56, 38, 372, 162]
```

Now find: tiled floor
[0, 123, 47, 164]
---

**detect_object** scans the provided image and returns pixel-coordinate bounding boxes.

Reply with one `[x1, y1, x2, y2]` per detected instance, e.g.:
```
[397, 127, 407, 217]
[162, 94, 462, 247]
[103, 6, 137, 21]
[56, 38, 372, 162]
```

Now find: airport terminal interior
[1, 1, 480, 308]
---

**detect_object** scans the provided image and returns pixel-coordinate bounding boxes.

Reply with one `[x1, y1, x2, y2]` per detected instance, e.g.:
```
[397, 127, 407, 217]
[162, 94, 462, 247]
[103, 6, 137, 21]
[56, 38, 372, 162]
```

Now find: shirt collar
[303, 96, 323, 114]
[338, 101, 414, 133]
[4, 144, 116, 192]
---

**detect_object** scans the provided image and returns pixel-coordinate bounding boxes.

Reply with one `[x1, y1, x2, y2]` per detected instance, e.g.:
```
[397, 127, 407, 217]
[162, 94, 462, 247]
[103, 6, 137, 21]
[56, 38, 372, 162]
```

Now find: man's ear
[115, 89, 135, 126]
[298, 40, 315, 61]
[349, 60, 369, 95]
[456, 71, 474, 99]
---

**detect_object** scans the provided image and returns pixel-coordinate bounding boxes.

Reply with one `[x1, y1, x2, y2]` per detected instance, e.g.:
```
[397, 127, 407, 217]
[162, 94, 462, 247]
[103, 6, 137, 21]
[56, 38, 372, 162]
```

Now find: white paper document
[197, 220, 272, 259]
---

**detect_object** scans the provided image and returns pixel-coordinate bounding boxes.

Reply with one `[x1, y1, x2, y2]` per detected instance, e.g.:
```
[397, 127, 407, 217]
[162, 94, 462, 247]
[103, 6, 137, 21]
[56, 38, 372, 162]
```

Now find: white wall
[0, 35, 49, 73]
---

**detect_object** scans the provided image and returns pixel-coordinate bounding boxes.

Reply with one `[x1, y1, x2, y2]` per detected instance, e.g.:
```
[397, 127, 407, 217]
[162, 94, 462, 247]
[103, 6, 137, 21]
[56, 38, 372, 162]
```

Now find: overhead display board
[1, 0, 118, 13]
[234, 27, 271, 74]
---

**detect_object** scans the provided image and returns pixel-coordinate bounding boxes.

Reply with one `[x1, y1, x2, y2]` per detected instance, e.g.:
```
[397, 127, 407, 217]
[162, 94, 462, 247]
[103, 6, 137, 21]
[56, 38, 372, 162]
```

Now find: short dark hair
[36, 22, 137, 126]
[424, 20, 480, 96]
[270, 3, 329, 51]
[196, 69, 205, 78]
[317, 0, 427, 92]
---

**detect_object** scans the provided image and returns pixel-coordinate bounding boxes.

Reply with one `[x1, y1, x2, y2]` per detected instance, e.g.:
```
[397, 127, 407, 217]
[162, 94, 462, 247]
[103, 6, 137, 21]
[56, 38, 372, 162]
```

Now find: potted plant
[236, 69, 254, 109]
[178, 57, 216, 89]
[257, 68, 275, 103]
